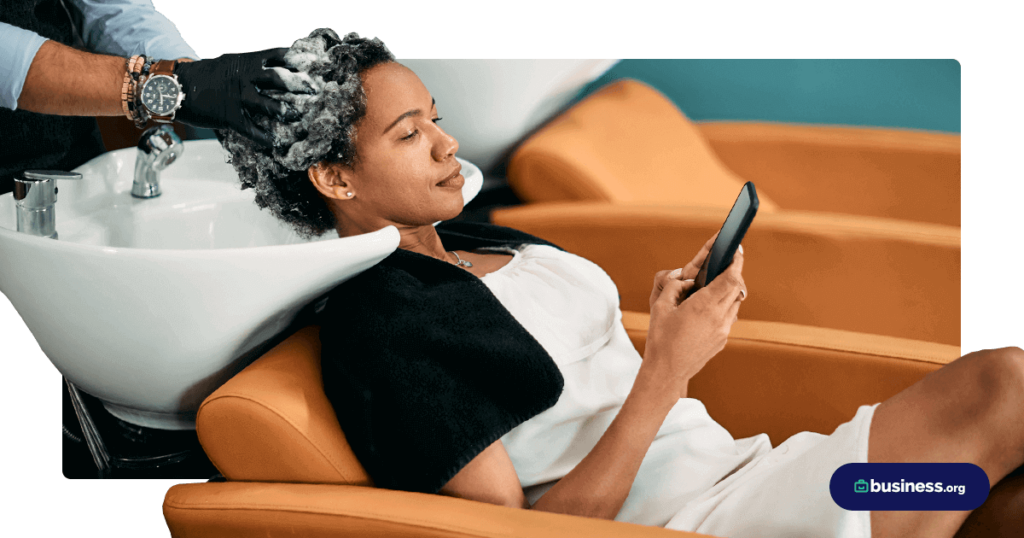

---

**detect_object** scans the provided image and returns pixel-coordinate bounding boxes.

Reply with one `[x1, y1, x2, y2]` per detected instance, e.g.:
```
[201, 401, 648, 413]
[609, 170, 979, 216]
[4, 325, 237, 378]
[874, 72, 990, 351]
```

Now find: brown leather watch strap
[150, 59, 177, 78]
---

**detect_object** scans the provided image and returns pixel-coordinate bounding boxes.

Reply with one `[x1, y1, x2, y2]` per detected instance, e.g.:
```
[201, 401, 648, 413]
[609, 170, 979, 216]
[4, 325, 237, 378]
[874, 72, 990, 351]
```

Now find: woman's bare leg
[953, 467, 1024, 538]
[867, 347, 1024, 538]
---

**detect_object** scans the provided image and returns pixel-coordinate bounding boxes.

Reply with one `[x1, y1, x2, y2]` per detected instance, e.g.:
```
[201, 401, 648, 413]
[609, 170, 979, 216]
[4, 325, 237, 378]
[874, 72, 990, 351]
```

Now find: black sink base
[62, 382, 218, 480]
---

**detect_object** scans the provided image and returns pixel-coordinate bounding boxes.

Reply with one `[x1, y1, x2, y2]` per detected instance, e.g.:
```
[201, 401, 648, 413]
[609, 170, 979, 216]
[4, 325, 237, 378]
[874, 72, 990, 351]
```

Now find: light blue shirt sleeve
[0, 0, 198, 111]
[68, 0, 198, 60]
[0, 23, 50, 110]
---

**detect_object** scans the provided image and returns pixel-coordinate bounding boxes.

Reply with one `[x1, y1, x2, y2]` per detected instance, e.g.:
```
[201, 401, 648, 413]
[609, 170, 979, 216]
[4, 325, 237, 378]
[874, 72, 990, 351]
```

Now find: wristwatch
[138, 60, 185, 124]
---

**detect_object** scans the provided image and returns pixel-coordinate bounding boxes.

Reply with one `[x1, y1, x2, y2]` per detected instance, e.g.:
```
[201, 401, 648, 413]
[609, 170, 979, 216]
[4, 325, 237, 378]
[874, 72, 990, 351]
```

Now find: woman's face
[312, 62, 464, 231]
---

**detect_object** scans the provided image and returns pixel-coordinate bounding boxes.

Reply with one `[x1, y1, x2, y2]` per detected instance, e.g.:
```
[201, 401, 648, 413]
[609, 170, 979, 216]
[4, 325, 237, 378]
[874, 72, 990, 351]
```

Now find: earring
[346, 192, 353, 197]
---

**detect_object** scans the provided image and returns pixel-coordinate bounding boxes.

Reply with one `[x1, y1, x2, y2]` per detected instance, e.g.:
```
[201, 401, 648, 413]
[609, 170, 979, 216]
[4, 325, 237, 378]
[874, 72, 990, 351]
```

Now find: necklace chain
[450, 250, 473, 268]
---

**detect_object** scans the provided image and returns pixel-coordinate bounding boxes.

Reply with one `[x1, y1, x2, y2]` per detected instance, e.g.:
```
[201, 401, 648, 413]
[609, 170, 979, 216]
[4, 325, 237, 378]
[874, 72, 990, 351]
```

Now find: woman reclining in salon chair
[216, 28, 1024, 538]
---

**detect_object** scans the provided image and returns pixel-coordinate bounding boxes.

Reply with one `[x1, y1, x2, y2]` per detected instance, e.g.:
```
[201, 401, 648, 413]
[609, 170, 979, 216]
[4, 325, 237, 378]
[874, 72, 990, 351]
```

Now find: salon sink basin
[0, 140, 483, 429]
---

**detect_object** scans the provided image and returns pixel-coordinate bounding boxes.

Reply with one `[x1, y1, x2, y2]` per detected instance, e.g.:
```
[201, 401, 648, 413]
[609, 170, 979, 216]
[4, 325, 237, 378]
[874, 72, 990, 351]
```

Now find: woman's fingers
[649, 269, 670, 306]
[728, 262, 747, 304]
[654, 276, 695, 308]
[651, 240, 742, 308]
[731, 247, 744, 274]
[678, 232, 724, 281]
[725, 293, 743, 325]
[651, 270, 700, 307]
[706, 256, 746, 306]
[704, 232, 719, 249]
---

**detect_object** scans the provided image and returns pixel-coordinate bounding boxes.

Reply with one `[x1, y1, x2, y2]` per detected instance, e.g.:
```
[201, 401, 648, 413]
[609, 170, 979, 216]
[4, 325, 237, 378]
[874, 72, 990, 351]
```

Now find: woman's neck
[336, 221, 452, 263]
[397, 226, 452, 261]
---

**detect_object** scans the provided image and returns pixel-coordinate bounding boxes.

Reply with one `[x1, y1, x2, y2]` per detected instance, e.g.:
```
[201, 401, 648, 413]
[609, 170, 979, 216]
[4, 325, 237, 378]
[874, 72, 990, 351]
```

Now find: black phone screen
[695, 182, 759, 288]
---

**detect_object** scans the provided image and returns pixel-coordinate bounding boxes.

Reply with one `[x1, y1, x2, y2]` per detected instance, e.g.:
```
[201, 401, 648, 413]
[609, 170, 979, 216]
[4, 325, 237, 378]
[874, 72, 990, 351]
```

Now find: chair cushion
[507, 79, 778, 210]
[197, 326, 373, 486]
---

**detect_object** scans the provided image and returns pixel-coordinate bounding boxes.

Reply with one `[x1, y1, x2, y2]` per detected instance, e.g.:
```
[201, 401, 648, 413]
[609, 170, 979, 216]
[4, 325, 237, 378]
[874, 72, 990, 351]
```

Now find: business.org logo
[831, 463, 987, 510]
[852, 478, 966, 495]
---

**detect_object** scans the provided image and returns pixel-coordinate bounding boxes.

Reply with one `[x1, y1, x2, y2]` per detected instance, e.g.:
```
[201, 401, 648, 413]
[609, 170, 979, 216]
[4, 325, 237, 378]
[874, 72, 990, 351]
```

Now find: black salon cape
[318, 221, 567, 494]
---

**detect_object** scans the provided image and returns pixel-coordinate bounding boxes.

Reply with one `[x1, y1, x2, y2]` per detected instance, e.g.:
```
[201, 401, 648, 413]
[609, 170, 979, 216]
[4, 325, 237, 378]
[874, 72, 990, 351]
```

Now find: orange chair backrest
[196, 326, 373, 486]
[507, 79, 778, 211]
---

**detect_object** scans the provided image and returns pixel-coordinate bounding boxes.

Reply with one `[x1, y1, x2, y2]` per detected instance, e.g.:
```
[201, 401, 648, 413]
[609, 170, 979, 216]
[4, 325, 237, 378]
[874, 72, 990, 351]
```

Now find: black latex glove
[173, 48, 313, 147]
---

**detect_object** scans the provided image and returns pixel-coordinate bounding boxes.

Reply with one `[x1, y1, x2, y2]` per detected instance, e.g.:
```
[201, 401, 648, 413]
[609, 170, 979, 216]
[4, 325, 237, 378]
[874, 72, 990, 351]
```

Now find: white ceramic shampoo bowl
[0, 140, 482, 429]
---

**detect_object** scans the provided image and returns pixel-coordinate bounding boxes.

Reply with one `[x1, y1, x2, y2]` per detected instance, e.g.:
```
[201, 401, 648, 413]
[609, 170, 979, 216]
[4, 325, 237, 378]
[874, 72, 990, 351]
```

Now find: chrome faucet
[13, 170, 83, 239]
[133, 125, 184, 198]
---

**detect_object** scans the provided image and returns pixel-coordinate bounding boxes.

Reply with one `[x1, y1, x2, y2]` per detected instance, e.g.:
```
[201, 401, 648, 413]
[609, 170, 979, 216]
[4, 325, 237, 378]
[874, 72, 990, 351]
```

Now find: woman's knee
[998, 346, 1024, 369]
[944, 348, 1019, 409]
[994, 346, 1024, 429]
[970, 347, 1024, 474]
[974, 347, 1024, 404]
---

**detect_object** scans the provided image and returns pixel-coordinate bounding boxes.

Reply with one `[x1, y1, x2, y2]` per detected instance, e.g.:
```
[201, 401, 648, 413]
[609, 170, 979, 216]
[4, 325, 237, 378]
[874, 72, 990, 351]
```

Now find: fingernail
[669, 268, 683, 279]
[738, 244, 744, 254]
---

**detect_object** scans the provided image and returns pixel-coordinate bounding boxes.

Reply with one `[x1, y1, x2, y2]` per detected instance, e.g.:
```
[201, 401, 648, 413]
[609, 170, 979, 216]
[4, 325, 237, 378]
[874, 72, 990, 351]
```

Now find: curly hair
[217, 29, 395, 238]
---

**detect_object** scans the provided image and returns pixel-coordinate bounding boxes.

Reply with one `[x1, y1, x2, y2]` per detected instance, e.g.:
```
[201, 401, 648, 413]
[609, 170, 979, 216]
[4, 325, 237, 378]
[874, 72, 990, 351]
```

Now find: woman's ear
[308, 162, 355, 201]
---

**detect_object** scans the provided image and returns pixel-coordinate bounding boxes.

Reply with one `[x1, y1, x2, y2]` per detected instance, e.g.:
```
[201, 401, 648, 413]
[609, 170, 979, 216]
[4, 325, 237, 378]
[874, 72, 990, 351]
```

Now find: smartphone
[694, 181, 759, 290]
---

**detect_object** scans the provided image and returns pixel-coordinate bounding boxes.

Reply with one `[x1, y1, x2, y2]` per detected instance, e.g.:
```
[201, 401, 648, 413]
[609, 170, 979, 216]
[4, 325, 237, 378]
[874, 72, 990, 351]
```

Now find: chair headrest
[508, 78, 778, 211]
[197, 326, 372, 486]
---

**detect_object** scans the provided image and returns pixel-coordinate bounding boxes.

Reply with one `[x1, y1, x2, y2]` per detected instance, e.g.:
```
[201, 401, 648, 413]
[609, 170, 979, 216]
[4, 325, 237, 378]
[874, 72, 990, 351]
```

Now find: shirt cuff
[0, 23, 49, 111]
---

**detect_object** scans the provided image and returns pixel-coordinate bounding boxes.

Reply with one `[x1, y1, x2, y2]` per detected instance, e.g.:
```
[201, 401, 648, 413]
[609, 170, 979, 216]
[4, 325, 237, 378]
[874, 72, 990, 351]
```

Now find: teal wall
[576, 60, 960, 133]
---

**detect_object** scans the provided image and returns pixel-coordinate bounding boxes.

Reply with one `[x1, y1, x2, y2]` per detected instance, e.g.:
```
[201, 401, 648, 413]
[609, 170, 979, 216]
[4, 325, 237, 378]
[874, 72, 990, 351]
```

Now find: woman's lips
[436, 173, 464, 189]
[434, 164, 462, 185]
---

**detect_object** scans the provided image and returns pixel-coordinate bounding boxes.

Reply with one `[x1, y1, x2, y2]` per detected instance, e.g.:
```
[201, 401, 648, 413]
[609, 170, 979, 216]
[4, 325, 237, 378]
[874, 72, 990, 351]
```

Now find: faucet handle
[138, 125, 184, 171]
[14, 169, 83, 207]
[14, 169, 83, 239]
[21, 170, 83, 181]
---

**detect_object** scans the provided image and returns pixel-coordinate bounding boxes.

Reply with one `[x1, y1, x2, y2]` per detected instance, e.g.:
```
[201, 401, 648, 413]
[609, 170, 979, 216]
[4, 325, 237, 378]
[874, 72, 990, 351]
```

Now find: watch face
[141, 76, 180, 115]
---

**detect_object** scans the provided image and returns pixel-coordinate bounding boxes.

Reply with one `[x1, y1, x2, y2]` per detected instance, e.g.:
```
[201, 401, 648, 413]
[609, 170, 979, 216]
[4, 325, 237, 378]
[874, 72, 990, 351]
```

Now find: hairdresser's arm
[0, 22, 50, 111]
[2, 0, 195, 113]
[15, 39, 191, 116]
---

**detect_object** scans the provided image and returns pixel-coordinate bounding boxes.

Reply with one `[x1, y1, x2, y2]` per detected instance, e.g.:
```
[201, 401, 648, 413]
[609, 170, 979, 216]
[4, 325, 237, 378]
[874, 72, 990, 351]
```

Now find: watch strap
[150, 59, 176, 78]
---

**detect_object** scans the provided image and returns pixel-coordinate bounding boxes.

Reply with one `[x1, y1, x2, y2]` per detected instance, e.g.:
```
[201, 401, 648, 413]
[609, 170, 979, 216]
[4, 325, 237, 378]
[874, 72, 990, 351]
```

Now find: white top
[478, 243, 875, 537]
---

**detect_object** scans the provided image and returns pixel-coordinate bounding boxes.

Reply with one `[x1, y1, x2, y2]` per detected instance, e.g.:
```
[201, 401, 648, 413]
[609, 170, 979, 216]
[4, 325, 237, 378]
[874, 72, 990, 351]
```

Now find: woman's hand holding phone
[648, 232, 719, 310]
[642, 236, 746, 399]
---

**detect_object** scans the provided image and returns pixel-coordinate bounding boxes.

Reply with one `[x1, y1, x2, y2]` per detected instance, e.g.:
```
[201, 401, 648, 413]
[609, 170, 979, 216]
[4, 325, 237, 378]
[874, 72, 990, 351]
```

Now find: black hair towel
[319, 221, 566, 493]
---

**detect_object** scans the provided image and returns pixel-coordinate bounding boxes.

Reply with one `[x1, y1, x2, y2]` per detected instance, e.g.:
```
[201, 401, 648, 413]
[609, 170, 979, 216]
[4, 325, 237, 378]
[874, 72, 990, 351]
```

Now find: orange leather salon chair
[498, 80, 960, 346]
[163, 315, 960, 537]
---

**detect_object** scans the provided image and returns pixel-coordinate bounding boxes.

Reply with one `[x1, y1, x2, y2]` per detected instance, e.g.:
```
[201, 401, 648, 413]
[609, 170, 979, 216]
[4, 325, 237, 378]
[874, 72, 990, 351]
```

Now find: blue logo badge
[831, 463, 989, 511]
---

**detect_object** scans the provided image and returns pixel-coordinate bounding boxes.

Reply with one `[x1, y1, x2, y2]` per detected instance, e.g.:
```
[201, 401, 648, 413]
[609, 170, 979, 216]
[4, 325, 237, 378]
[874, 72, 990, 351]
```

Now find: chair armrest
[699, 122, 960, 226]
[164, 482, 712, 538]
[620, 311, 960, 445]
[492, 202, 960, 346]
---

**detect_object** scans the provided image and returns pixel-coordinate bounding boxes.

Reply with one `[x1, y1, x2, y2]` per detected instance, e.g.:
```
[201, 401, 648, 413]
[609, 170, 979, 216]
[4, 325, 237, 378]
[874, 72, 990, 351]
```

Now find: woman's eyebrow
[382, 97, 436, 135]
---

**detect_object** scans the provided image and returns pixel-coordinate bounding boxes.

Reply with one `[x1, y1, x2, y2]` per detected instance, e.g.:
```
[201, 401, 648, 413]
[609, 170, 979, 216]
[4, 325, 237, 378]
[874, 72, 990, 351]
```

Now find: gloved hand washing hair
[215, 29, 394, 238]
[173, 48, 316, 147]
